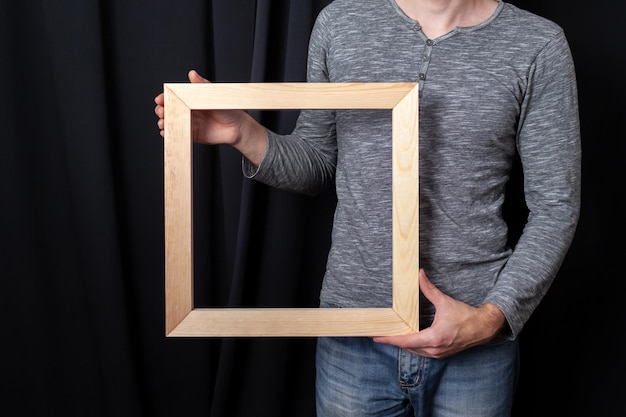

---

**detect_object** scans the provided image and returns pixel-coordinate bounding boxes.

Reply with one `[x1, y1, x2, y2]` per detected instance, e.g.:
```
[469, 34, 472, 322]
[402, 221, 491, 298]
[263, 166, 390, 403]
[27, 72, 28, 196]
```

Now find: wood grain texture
[163, 82, 419, 337]
[168, 309, 412, 337]
[392, 87, 420, 332]
[166, 82, 417, 109]
[164, 86, 194, 335]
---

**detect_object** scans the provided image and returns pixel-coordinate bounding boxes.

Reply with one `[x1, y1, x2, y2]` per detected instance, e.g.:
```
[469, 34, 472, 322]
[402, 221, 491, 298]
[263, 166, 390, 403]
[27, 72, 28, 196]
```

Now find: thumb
[188, 69, 209, 83]
[419, 269, 443, 306]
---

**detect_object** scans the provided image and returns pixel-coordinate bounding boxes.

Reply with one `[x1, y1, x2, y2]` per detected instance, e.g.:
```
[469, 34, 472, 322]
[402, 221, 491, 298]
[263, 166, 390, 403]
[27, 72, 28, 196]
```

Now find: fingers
[154, 70, 207, 138]
[154, 94, 164, 136]
[156, 113, 164, 137]
[154, 102, 164, 118]
[154, 93, 164, 123]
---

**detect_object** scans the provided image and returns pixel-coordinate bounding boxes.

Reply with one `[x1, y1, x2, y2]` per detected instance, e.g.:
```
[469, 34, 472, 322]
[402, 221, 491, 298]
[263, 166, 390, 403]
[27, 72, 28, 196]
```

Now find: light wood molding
[164, 82, 419, 337]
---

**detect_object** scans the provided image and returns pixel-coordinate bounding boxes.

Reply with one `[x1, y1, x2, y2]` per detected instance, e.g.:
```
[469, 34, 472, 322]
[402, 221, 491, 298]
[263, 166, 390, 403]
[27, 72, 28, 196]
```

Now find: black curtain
[1, 1, 623, 416]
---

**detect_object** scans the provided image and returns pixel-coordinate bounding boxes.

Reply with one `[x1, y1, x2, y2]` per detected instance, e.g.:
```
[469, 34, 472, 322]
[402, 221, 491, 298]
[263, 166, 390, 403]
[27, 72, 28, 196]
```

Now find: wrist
[234, 114, 268, 166]
[478, 303, 506, 339]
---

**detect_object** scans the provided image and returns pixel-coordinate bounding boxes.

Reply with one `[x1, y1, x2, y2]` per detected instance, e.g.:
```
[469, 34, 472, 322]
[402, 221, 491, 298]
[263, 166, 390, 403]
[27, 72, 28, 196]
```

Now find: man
[155, 1, 580, 415]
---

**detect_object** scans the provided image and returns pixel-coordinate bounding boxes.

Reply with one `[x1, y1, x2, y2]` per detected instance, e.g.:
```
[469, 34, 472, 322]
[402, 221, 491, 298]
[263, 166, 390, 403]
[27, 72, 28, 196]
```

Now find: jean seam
[398, 349, 422, 390]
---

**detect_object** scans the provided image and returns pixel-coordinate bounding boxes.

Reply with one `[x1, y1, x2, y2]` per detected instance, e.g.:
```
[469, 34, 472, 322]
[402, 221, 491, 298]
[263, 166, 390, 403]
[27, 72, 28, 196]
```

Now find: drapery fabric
[1, 1, 624, 416]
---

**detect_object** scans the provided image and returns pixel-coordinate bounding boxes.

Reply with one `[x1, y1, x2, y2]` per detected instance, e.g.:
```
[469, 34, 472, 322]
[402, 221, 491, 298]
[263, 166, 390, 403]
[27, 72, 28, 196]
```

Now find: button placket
[418, 39, 434, 94]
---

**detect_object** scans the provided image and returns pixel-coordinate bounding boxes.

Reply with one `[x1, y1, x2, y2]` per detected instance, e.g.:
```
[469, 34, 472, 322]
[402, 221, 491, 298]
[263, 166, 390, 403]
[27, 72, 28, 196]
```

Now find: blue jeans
[316, 336, 519, 417]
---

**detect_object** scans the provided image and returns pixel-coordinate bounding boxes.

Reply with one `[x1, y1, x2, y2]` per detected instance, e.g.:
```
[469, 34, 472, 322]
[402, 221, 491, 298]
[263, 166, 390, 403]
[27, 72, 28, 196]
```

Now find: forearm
[243, 109, 338, 195]
[232, 112, 269, 168]
[476, 303, 507, 342]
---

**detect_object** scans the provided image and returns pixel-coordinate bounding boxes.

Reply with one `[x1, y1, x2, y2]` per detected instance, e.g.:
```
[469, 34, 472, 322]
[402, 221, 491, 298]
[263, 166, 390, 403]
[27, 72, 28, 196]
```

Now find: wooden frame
[164, 82, 419, 337]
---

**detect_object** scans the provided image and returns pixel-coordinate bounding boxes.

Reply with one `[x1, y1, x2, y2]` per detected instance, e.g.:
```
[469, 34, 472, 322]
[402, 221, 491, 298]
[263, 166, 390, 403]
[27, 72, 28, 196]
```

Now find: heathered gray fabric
[243, 0, 581, 339]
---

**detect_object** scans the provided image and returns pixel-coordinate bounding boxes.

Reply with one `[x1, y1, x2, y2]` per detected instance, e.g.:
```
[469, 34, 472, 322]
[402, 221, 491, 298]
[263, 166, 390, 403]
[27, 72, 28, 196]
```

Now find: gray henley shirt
[244, 0, 581, 339]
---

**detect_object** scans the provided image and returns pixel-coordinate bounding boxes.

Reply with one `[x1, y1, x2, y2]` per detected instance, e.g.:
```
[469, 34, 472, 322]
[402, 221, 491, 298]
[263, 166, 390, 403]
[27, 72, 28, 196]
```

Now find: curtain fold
[1, 0, 623, 416]
[204, 2, 335, 415]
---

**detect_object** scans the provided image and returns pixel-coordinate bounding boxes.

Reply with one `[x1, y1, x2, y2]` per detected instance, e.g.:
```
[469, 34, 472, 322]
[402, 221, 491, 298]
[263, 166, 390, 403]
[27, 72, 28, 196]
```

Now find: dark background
[1, 1, 623, 416]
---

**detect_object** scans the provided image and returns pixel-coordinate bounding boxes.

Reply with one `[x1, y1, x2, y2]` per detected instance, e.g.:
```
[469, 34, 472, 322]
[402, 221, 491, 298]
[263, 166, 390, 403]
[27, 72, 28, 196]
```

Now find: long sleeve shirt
[244, 0, 581, 339]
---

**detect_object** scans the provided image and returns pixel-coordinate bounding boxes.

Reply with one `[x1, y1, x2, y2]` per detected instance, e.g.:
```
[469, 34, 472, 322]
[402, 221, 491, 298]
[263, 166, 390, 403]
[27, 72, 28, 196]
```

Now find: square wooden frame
[164, 82, 419, 337]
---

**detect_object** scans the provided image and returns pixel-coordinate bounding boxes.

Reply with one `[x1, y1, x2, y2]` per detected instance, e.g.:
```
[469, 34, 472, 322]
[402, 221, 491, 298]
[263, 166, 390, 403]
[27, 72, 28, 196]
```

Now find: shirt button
[426, 39, 434, 46]
[422, 55, 429, 61]
[418, 73, 426, 80]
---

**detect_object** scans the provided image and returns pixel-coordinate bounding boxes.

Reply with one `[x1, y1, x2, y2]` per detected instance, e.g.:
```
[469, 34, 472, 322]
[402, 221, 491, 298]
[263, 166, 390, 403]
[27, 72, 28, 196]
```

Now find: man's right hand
[154, 70, 268, 166]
